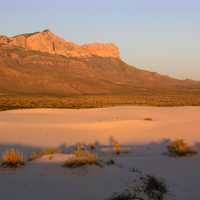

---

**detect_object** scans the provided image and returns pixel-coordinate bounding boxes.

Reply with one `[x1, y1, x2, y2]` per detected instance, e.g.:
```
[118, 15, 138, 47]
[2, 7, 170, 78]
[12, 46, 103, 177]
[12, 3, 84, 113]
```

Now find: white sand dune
[0, 106, 200, 200]
[0, 106, 200, 147]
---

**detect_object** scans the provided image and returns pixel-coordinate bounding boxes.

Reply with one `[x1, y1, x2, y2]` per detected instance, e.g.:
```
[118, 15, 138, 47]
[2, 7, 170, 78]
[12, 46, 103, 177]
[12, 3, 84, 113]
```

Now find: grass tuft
[1, 149, 24, 168]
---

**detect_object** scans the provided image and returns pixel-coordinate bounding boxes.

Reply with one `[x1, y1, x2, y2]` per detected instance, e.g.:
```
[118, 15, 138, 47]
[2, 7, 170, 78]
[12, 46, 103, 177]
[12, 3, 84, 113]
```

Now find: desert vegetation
[28, 147, 61, 161]
[1, 149, 24, 168]
[113, 141, 121, 155]
[167, 139, 198, 157]
[0, 137, 197, 199]
[109, 174, 168, 200]
[144, 175, 168, 200]
[63, 148, 99, 168]
[1, 93, 200, 111]
[110, 137, 122, 155]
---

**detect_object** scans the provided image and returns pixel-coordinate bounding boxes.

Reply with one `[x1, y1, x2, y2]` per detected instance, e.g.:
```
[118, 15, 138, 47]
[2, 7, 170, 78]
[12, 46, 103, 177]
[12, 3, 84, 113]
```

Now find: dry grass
[1, 149, 24, 168]
[63, 149, 99, 168]
[28, 147, 61, 161]
[167, 139, 198, 157]
[110, 138, 121, 155]
[1, 93, 200, 111]
[114, 142, 121, 155]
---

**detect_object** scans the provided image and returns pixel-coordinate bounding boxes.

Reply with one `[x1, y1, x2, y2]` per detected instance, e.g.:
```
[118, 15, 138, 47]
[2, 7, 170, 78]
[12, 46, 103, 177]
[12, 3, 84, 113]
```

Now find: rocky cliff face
[0, 29, 199, 96]
[0, 29, 120, 59]
[0, 35, 11, 44]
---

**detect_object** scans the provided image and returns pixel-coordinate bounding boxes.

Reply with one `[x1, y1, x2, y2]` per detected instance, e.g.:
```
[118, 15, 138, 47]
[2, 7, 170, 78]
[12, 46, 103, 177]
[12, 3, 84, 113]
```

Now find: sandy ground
[0, 106, 200, 200]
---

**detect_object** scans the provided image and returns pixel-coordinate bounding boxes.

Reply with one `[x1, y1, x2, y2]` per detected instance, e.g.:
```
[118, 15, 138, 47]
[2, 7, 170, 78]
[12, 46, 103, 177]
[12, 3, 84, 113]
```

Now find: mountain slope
[0, 30, 199, 95]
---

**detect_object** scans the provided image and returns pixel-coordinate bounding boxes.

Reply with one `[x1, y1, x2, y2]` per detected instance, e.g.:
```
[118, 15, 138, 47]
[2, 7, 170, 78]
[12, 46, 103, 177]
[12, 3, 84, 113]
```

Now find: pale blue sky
[0, 0, 200, 80]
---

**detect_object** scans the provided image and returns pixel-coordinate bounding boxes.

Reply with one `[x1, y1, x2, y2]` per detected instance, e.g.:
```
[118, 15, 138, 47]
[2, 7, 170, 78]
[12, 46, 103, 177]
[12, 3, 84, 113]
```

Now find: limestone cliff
[0, 29, 120, 59]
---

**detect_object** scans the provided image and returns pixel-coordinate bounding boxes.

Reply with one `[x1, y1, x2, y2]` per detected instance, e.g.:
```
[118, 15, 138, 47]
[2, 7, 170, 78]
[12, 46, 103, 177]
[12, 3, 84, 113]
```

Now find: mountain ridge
[0, 30, 199, 96]
[0, 29, 120, 59]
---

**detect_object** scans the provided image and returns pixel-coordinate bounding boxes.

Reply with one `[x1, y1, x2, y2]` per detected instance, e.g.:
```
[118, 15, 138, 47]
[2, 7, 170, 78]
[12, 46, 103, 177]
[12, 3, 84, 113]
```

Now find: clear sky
[0, 0, 200, 80]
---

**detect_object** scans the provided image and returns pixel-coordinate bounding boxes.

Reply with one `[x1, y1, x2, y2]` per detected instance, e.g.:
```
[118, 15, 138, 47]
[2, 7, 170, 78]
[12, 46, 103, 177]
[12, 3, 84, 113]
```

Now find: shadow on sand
[0, 138, 200, 160]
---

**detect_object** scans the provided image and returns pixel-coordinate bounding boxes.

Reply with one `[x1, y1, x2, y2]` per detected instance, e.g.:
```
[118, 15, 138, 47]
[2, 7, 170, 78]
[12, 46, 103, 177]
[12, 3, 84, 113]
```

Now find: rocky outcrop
[0, 35, 11, 45]
[0, 29, 120, 59]
[82, 43, 119, 58]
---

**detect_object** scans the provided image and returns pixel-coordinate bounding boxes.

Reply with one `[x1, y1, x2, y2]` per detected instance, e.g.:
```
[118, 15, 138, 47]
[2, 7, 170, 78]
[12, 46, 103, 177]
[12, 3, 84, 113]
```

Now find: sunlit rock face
[0, 29, 200, 96]
[0, 35, 11, 45]
[82, 43, 120, 58]
[0, 29, 120, 59]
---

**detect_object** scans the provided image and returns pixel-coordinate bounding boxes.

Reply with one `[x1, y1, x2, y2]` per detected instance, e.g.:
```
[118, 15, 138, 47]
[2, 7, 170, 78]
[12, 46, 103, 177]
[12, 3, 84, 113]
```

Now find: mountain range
[0, 29, 199, 95]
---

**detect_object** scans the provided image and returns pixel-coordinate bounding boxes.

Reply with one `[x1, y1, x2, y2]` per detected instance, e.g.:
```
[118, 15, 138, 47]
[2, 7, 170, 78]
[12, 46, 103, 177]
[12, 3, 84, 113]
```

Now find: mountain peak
[0, 30, 120, 59]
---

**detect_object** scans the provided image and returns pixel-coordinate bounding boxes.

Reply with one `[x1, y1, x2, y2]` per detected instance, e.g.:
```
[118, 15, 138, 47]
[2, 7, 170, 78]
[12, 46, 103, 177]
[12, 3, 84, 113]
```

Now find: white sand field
[0, 106, 200, 200]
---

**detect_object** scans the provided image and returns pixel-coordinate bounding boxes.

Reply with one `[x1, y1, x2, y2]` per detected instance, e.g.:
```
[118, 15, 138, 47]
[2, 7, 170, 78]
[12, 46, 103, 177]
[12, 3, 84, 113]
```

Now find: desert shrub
[63, 149, 99, 168]
[167, 139, 197, 157]
[114, 142, 121, 155]
[28, 147, 61, 161]
[110, 137, 121, 155]
[109, 174, 168, 200]
[1, 149, 24, 168]
[144, 175, 167, 200]
[88, 142, 97, 151]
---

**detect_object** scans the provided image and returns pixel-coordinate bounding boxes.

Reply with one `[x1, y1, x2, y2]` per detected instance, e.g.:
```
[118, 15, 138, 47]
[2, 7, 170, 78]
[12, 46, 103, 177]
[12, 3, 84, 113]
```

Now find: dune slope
[0, 107, 200, 200]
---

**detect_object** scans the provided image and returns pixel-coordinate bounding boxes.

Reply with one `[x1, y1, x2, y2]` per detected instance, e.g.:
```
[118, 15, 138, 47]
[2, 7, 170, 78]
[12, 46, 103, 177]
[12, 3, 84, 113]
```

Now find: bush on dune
[167, 139, 197, 157]
[63, 149, 99, 168]
[1, 149, 24, 168]
[28, 147, 61, 161]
